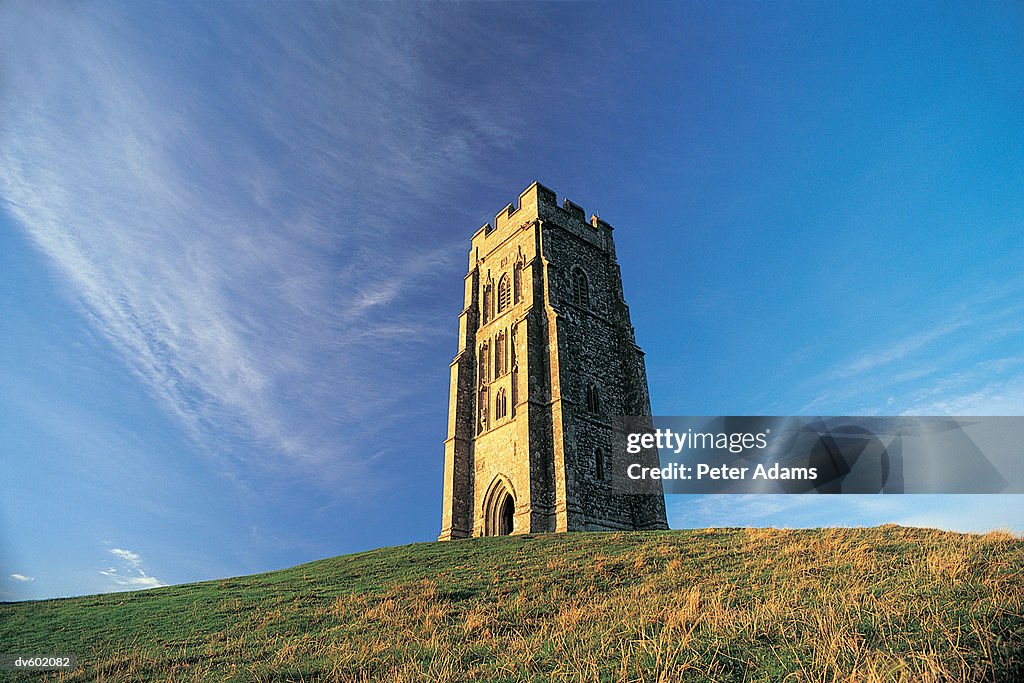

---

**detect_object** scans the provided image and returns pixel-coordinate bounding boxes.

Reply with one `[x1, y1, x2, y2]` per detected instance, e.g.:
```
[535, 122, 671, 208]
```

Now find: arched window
[572, 268, 590, 308]
[586, 383, 601, 414]
[494, 331, 505, 377]
[482, 284, 493, 323]
[495, 388, 507, 421]
[595, 448, 606, 480]
[513, 261, 523, 303]
[497, 274, 511, 313]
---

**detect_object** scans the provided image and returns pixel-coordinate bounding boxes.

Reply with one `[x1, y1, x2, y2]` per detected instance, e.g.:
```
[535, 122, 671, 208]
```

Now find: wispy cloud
[833, 319, 967, 379]
[0, 3, 517, 488]
[795, 277, 1024, 415]
[9, 573, 35, 582]
[901, 373, 1024, 416]
[99, 547, 165, 590]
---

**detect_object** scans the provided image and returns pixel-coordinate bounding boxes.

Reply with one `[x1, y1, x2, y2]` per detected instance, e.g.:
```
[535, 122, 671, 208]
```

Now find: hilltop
[2, 527, 1022, 682]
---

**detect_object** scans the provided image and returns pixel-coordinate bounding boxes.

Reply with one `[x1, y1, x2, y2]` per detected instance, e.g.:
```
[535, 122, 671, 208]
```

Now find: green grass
[2, 526, 1022, 682]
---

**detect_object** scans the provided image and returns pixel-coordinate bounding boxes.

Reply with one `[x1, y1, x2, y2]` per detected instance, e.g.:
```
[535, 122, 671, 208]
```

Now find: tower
[439, 182, 668, 540]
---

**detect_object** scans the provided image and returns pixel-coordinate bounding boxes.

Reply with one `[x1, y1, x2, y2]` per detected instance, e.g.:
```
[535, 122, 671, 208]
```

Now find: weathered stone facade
[439, 182, 668, 540]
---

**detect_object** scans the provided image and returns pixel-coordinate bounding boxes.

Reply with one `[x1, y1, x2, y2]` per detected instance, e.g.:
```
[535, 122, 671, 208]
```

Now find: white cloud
[0, 3, 502, 489]
[99, 547, 165, 590]
[835, 319, 967, 379]
[109, 548, 143, 569]
[9, 573, 35, 582]
[795, 275, 1024, 417]
[901, 374, 1024, 416]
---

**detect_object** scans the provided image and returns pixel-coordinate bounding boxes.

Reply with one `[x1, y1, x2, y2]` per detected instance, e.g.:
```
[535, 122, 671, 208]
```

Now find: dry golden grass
[1, 527, 1022, 682]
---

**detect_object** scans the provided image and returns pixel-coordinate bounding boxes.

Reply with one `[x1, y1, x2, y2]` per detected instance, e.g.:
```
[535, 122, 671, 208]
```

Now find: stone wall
[439, 182, 667, 541]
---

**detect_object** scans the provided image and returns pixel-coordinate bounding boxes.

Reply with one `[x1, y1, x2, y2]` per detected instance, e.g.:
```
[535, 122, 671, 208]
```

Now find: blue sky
[1, 1, 1022, 601]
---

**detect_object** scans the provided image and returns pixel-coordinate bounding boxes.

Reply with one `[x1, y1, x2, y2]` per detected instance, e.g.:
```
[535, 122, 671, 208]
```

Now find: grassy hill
[2, 526, 1022, 682]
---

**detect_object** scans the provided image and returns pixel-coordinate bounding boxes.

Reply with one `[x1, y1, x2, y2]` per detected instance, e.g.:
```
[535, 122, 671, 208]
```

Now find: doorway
[483, 476, 516, 536]
[498, 492, 514, 535]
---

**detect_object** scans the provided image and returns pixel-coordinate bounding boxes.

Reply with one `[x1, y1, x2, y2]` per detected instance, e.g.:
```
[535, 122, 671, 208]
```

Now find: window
[513, 261, 523, 303]
[494, 331, 506, 377]
[572, 268, 590, 308]
[482, 284, 493, 323]
[495, 388, 507, 421]
[586, 383, 601, 414]
[595, 448, 606, 480]
[497, 274, 511, 313]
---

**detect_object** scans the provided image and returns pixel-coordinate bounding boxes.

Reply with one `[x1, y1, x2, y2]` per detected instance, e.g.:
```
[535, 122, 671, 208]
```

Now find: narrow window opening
[497, 274, 511, 313]
[494, 331, 506, 377]
[495, 388, 507, 421]
[586, 384, 601, 414]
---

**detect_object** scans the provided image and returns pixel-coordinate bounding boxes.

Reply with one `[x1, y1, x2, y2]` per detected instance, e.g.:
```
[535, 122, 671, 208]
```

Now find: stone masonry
[439, 182, 668, 539]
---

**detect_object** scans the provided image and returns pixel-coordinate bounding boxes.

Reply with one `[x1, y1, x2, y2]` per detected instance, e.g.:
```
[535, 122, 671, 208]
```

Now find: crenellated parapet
[469, 182, 615, 268]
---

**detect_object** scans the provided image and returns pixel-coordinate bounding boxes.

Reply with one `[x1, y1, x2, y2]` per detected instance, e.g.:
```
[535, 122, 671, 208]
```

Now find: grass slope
[2, 527, 1022, 682]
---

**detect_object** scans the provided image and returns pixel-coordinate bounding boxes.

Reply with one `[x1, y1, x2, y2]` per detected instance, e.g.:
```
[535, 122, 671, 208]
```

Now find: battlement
[471, 182, 614, 257]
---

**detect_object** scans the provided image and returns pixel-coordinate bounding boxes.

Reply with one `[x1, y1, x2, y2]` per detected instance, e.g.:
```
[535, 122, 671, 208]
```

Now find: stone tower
[439, 182, 668, 540]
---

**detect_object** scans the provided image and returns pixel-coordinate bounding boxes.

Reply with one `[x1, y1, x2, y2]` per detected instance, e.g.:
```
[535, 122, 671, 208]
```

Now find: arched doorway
[498, 492, 514, 535]
[483, 476, 516, 536]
